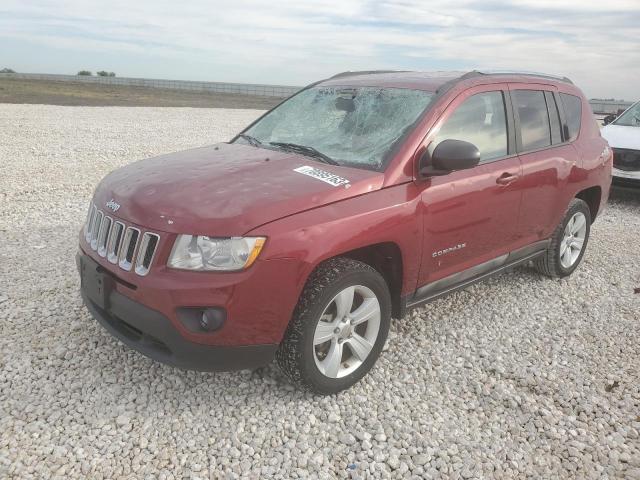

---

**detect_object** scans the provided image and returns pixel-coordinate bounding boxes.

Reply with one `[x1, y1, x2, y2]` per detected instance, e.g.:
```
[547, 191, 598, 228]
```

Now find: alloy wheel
[560, 211, 587, 268]
[313, 285, 381, 378]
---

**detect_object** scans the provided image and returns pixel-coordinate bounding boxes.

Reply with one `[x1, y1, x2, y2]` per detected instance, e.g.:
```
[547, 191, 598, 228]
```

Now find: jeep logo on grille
[106, 199, 121, 212]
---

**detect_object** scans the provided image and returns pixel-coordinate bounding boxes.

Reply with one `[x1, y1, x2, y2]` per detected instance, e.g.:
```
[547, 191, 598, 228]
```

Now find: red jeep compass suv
[78, 71, 612, 393]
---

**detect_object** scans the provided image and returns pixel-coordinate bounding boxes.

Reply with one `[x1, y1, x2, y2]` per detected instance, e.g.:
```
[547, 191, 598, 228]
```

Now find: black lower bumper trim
[78, 255, 277, 372]
[613, 176, 640, 188]
[82, 290, 277, 371]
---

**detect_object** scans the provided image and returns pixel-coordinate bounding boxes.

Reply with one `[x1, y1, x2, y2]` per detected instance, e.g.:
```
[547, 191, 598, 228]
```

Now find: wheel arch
[309, 242, 405, 319]
[575, 185, 602, 223]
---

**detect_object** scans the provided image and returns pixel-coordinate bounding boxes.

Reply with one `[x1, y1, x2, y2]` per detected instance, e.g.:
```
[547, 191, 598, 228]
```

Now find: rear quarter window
[559, 93, 582, 141]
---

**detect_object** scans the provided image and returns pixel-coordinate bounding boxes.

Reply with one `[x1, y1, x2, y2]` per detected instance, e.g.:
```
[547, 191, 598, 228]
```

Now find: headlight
[168, 235, 266, 271]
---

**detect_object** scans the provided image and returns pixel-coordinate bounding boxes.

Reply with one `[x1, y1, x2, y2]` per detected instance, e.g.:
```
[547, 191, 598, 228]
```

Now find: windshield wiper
[269, 142, 339, 165]
[237, 133, 262, 147]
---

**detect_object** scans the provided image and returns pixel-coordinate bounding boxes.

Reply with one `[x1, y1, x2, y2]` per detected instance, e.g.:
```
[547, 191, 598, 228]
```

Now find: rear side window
[513, 90, 551, 151]
[434, 91, 508, 163]
[545, 91, 563, 145]
[560, 93, 582, 141]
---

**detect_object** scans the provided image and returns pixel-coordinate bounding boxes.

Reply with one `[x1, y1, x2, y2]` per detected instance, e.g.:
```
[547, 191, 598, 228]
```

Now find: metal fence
[0, 72, 300, 97]
[589, 100, 633, 115]
[0, 73, 635, 111]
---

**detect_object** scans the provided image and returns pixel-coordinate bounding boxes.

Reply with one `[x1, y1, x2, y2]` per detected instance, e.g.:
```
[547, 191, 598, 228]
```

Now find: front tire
[276, 257, 391, 394]
[534, 198, 591, 278]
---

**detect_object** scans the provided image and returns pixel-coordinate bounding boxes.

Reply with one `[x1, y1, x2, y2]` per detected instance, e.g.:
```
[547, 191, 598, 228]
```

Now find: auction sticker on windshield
[293, 166, 351, 187]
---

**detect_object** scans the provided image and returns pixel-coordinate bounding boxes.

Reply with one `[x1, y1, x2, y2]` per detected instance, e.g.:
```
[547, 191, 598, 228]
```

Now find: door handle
[496, 172, 519, 185]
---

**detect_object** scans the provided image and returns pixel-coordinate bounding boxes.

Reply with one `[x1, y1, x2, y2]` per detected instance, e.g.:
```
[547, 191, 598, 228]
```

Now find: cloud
[1, 0, 638, 99]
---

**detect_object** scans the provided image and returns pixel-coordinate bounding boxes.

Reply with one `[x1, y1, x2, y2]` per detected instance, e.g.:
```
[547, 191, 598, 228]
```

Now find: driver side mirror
[418, 139, 481, 178]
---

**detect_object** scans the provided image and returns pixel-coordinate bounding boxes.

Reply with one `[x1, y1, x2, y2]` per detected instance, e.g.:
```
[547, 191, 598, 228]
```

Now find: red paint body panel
[516, 142, 578, 242]
[247, 183, 424, 296]
[79, 71, 612, 355]
[409, 82, 525, 285]
[94, 143, 383, 236]
[417, 155, 523, 285]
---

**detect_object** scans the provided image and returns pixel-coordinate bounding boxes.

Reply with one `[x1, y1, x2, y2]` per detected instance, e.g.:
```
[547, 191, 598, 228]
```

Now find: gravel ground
[1, 104, 639, 479]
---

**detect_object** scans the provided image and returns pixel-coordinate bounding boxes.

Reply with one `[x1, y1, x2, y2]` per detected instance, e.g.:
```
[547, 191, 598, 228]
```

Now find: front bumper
[612, 167, 640, 186]
[78, 252, 278, 371]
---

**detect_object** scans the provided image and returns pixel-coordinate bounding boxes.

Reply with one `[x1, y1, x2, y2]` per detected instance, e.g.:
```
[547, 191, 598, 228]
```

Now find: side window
[513, 90, 551, 151]
[545, 91, 563, 144]
[560, 93, 582, 141]
[434, 91, 507, 163]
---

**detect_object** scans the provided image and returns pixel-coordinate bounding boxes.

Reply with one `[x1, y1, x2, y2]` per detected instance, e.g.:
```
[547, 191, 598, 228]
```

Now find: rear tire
[276, 257, 391, 394]
[534, 198, 591, 278]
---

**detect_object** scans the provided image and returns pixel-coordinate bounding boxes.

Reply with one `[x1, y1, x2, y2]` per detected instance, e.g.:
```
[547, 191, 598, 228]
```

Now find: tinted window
[513, 90, 551, 151]
[434, 91, 507, 163]
[560, 93, 582, 141]
[545, 91, 563, 144]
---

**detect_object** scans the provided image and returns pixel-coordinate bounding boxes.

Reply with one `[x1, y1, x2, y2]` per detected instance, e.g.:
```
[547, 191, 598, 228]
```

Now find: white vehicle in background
[601, 100, 640, 186]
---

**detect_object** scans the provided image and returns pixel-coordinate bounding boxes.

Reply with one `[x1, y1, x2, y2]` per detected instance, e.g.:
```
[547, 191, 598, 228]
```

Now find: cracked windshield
[237, 86, 434, 170]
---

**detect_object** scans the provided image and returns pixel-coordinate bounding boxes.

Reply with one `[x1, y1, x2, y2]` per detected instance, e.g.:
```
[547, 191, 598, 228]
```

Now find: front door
[415, 86, 523, 292]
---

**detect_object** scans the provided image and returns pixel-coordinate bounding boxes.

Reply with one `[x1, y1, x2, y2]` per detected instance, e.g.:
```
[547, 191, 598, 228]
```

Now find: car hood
[601, 125, 640, 150]
[93, 143, 384, 235]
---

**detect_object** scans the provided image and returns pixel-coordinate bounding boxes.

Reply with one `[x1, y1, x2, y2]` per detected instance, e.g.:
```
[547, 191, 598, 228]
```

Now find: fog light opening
[199, 308, 225, 332]
[176, 306, 226, 333]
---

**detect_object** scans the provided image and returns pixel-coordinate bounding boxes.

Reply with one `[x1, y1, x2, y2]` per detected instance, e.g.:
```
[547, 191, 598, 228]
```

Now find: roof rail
[469, 69, 573, 84]
[434, 69, 573, 97]
[328, 70, 408, 80]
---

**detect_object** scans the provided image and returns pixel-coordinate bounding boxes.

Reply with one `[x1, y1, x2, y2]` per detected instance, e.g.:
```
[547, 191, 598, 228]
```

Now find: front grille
[83, 203, 161, 276]
[135, 232, 160, 276]
[119, 227, 140, 271]
[96, 216, 111, 257]
[107, 221, 125, 264]
[613, 148, 640, 172]
[90, 210, 103, 250]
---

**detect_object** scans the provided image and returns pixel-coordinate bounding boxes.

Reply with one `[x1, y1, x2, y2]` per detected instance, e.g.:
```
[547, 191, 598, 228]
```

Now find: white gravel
[1, 104, 639, 479]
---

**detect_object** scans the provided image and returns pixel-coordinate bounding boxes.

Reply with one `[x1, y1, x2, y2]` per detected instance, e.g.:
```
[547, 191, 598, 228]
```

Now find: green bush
[97, 71, 116, 77]
[77, 70, 92, 76]
[0, 68, 16, 73]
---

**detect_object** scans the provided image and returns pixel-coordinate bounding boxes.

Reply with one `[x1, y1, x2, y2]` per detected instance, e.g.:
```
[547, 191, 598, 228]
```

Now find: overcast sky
[1, 0, 638, 100]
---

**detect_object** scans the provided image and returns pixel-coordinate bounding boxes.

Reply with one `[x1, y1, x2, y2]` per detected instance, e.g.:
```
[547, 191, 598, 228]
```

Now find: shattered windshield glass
[236, 86, 434, 171]
[613, 101, 640, 127]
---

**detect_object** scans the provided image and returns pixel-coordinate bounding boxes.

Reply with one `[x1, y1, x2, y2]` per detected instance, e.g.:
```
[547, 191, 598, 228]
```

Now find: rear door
[416, 84, 523, 290]
[510, 85, 580, 245]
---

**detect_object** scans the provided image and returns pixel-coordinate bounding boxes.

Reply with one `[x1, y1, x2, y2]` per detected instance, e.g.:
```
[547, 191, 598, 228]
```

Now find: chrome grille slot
[97, 216, 112, 257]
[83, 203, 160, 276]
[135, 233, 160, 276]
[85, 205, 97, 242]
[107, 221, 125, 264]
[90, 210, 104, 250]
[118, 227, 140, 271]
[83, 202, 94, 238]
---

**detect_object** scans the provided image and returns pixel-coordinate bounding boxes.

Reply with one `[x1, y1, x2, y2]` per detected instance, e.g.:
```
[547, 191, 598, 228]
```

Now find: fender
[247, 183, 424, 301]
